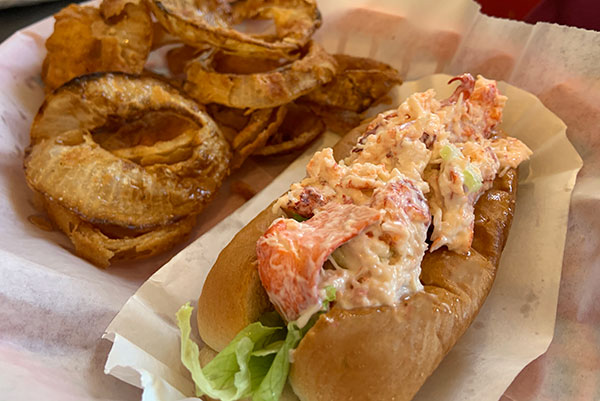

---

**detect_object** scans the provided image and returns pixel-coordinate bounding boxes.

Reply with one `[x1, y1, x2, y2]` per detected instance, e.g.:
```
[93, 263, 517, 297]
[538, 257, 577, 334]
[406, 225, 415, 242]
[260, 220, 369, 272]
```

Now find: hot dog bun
[197, 121, 517, 400]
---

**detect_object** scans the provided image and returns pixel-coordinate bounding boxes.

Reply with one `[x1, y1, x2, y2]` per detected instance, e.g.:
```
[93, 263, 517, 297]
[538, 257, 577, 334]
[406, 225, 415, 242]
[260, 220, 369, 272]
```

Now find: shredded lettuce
[463, 164, 483, 192]
[177, 303, 304, 401]
[440, 143, 461, 161]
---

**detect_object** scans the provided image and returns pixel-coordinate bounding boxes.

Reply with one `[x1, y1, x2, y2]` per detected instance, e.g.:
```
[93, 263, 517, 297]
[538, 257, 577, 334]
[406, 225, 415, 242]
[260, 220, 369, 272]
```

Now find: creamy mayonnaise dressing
[257, 74, 532, 323]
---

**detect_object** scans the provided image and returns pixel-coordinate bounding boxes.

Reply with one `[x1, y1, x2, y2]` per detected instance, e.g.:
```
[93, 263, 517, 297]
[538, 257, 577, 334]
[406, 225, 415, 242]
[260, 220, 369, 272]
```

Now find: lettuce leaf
[176, 303, 283, 401]
[251, 341, 284, 357]
[252, 324, 302, 401]
[248, 354, 277, 392]
[177, 304, 324, 401]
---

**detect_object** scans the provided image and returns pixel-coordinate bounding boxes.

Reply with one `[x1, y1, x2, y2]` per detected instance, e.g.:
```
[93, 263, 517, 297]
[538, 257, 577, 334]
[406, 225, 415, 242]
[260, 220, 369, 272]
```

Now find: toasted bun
[197, 121, 517, 401]
[197, 204, 283, 351]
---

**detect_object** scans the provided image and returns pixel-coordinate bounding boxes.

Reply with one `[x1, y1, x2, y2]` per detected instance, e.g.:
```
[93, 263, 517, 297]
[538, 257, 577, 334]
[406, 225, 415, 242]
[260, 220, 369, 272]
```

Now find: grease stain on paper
[521, 290, 540, 318]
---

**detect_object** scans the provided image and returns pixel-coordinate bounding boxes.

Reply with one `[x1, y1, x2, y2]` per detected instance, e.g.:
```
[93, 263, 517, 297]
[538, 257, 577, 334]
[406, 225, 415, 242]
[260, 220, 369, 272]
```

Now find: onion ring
[166, 44, 209, 79]
[184, 41, 337, 109]
[254, 102, 324, 156]
[43, 195, 196, 268]
[147, 0, 321, 58]
[207, 104, 287, 168]
[206, 104, 254, 142]
[92, 110, 202, 165]
[232, 107, 287, 167]
[100, 0, 141, 18]
[42, 3, 153, 92]
[301, 54, 402, 112]
[25, 72, 231, 229]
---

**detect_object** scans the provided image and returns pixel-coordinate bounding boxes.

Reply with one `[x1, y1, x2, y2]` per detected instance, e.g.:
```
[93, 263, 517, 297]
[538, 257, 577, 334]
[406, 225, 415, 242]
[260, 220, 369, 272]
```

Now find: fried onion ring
[43, 195, 196, 268]
[206, 104, 254, 143]
[254, 102, 324, 156]
[208, 105, 287, 168]
[42, 3, 153, 92]
[25, 73, 231, 229]
[100, 0, 141, 18]
[166, 44, 209, 79]
[301, 54, 402, 112]
[147, 0, 321, 58]
[232, 107, 287, 167]
[184, 41, 337, 109]
[92, 110, 203, 165]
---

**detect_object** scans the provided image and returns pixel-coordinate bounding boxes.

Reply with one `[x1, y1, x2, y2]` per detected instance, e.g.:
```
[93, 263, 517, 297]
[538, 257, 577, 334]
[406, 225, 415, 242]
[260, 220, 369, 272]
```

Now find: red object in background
[476, 0, 542, 20]
[477, 0, 600, 31]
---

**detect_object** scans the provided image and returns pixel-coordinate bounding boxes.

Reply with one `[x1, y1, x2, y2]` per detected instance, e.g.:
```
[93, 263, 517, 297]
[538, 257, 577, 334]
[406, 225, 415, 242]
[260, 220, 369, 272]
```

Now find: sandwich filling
[257, 74, 532, 323]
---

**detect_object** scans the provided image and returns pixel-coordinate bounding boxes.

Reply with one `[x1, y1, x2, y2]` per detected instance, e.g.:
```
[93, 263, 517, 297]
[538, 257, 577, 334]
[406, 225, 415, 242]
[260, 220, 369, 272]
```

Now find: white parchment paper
[2, 0, 598, 400]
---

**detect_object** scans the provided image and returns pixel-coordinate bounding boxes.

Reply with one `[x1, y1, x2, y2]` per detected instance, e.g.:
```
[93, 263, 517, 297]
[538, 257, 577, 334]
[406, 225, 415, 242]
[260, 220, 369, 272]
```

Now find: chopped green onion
[324, 285, 336, 303]
[440, 144, 461, 161]
[463, 164, 483, 192]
